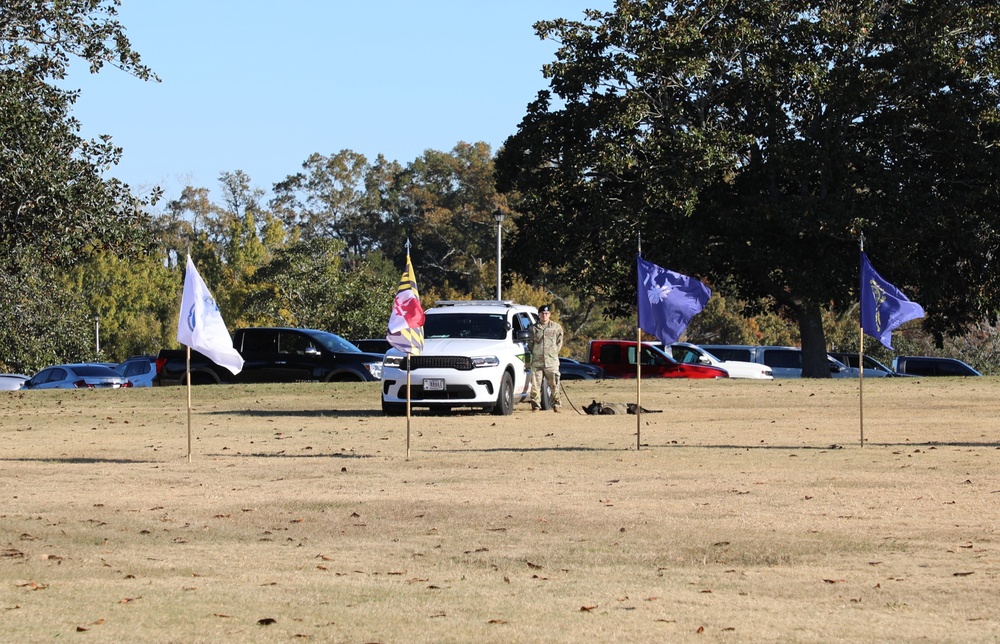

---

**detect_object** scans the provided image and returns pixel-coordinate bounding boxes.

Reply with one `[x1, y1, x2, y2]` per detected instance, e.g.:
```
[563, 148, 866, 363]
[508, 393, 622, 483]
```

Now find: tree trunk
[798, 301, 831, 378]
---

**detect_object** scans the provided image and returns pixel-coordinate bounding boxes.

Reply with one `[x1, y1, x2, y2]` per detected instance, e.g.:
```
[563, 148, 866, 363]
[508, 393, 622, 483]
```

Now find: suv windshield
[424, 313, 509, 340]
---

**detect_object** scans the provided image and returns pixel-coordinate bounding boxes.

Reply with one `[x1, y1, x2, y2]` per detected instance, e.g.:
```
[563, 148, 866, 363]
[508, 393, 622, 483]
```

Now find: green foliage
[0, 0, 159, 272]
[0, 0, 161, 372]
[61, 250, 179, 361]
[242, 238, 397, 340]
[0, 267, 95, 373]
[497, 0, 1000, 376]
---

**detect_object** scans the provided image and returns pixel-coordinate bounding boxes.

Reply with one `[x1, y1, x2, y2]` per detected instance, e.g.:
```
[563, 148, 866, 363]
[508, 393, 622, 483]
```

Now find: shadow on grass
[207, 451, 375, 459]
[205, 409, 522, 418]
[639, 441, 1000, 450]
[205, 409, 381, 418]
[0, 457, 158, 464]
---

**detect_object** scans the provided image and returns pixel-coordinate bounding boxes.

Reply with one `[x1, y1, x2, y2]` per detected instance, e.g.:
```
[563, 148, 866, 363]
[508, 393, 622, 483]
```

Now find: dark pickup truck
[155, 327, 384, 385]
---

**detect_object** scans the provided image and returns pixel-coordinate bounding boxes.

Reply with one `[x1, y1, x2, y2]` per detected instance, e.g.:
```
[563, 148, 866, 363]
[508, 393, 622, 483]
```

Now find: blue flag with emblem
[637, 256, 711, 346]
[860, 252, 925, 350]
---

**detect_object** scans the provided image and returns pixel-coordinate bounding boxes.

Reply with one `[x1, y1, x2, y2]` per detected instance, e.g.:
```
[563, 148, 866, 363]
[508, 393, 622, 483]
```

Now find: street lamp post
[493, 210, 504, 300]
[94, 315, 100, 355]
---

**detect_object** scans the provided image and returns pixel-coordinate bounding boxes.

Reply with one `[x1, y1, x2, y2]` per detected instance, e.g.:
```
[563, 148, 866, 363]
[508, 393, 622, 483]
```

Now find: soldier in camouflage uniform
[528, 304, 563, 412]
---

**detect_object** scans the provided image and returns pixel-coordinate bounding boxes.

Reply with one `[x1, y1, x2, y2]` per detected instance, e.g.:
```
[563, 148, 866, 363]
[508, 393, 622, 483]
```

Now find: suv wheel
[491, 372, 514, 416]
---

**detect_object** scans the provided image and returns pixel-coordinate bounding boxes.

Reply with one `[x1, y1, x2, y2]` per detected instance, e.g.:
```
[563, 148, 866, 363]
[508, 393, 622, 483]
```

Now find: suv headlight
[364, 362, 383, 379]
[471, 356, 500, 368]
[383, 355, 403, 368]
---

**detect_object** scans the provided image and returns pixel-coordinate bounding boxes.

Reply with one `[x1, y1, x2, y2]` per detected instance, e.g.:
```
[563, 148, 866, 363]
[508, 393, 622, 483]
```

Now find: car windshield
[424, 313, 508, 340]
[308, 331, 361, 353]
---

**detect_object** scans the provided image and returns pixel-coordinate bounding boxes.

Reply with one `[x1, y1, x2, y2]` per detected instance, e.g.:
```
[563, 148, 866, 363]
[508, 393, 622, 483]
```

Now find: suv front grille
[402, 355, 474, 371]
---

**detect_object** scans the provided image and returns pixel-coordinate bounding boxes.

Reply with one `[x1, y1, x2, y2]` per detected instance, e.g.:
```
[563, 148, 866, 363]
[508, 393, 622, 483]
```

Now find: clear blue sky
[66, 1, 612, 203]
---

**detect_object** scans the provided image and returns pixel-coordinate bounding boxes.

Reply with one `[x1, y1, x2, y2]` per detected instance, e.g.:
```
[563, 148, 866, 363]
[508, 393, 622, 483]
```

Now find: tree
[241, 238, 396, 340]
[271, 150, 371, 250]
[62, 250, 179, 361]
[496, 1, 1000, 376]
[0, 1, 159, 370]
[0, 0, 159, 271]
[407, 142, 512, 297]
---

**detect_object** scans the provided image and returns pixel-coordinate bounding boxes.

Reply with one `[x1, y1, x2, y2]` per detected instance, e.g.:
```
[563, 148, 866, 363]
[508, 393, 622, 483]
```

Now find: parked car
[114, 355, 158, 387]
[587, 340, 728, 379]
[699, 345, 855, 378]
[558, 357, 605, 380]
[892, 356, 981, 377]
[0, 374, 29, 390]
[353, 338, 392, 354]
[23, 364, 132, 389]
[668, 342, 773, 379]
[827, 352, 901, 378]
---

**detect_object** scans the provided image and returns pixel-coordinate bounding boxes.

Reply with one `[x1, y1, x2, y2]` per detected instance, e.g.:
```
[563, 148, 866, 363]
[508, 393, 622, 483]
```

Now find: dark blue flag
[860, 252, 925, 350]
[637, 256, 711, 346]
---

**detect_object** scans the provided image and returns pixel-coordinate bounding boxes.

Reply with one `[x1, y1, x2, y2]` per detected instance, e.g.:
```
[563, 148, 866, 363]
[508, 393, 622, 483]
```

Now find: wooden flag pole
[859, 325, 865, 448]
[858, 231, 865, 449]
[636, 234, 642, 451]
[636, 326, 642, 450]
[406, 363, 412, 459]
[186, 345, 192, 462]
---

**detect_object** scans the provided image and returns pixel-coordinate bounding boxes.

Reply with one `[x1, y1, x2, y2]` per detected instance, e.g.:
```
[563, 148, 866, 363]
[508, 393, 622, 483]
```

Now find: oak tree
[497, 0, 1000, 376]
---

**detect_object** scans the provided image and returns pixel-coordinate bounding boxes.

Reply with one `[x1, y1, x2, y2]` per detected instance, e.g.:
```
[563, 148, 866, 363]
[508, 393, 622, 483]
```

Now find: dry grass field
[2, 376, 999, 643]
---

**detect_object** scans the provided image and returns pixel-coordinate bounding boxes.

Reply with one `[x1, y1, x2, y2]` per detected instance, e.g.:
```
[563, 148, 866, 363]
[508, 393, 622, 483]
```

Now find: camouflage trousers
[529, 367, 561, 407]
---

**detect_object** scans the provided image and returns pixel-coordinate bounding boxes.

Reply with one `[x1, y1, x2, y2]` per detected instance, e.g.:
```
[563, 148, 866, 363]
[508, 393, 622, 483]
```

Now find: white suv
[381, 301, 537, 415]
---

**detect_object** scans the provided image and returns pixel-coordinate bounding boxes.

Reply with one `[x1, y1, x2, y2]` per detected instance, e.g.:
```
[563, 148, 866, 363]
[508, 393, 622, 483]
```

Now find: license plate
[423, 378, 445, 391]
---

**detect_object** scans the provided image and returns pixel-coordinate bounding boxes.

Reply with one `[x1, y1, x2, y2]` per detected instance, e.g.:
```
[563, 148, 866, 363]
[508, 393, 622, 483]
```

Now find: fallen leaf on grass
[953, 571, 975, 577]
[258, 618, 277, 626]
[119, 596, 142, 604]
[76, 618, 106, 631]
[487, 619, 507, 624]
[580, 605, 598, 612]
[527, 561, 542, 569]
[823, 579, 846, 584]
[16, 582, 47, 591]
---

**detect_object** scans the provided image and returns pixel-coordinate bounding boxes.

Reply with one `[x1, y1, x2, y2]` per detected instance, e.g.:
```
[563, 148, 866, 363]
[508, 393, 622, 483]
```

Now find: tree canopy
[0, 0, 162, 371]
[496, 0, 1000, 376]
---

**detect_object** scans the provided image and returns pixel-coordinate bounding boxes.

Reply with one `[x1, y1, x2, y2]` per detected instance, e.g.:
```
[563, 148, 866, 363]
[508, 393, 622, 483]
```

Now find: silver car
[0, 374, 29, 390]
[114, 355, 158, 387]
[23, 364, 132, 389]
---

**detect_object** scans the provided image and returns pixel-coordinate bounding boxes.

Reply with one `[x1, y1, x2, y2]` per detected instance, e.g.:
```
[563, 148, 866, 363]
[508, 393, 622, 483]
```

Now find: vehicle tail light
[155, 356, 167, 374]
[121, 381, 133, 388]
[73, 380, 94, 388]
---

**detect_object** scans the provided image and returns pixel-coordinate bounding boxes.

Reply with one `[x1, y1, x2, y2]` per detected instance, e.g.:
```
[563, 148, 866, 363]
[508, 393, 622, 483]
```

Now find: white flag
[176, 255, 244, 375]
